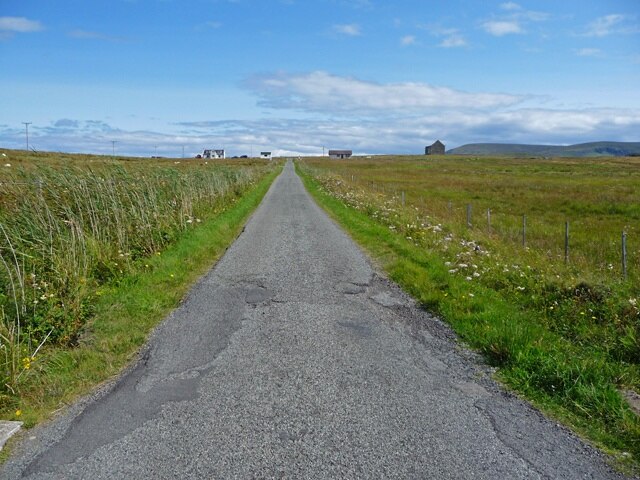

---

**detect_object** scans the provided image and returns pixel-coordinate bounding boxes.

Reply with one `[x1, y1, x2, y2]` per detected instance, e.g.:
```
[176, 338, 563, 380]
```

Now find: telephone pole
[22, 122, 32, 151]
[111, 140, 117, 156]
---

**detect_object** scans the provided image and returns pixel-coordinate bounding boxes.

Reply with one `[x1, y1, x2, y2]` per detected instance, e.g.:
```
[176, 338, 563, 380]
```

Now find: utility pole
[182, 145, 185, 158]
[111, 140, 117, 156]
[322, 146, 325, 156]
[154, 145, 158, 157]
[22, 122, 32, 151]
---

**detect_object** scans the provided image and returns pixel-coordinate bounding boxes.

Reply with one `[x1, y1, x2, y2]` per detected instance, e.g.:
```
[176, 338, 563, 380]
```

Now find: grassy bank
[297, 159, 639, 474]
[0, 151, 280, 428]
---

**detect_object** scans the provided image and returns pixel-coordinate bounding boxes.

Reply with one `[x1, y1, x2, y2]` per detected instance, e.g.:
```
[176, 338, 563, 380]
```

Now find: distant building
[425, 141, 445, 155]
[201, 149, 225, 159]
[328, 150, 353, 159]
[260, 151, 272, 160]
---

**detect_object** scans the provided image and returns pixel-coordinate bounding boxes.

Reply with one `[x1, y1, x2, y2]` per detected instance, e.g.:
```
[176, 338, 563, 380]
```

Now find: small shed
[328, 150, 353, 159]
[425, 141, 445, 155]
[260, 152, 272, 160]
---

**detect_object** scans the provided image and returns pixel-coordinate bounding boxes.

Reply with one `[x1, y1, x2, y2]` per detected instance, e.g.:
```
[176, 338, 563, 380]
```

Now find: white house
[260, 151, 272, 160]
[201, 149, 225, 159]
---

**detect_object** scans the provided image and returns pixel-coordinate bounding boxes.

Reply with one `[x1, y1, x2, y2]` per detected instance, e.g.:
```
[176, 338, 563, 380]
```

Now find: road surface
[1, 161, 626, 479]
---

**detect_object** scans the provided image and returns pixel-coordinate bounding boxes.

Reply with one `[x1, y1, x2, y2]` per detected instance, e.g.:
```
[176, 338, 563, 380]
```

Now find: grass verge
[0, 165, 280, 440]
[297, 162, 640, 475]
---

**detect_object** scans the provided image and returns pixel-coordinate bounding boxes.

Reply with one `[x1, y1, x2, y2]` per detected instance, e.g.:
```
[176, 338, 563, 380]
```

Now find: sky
[1, 0, 639, 157]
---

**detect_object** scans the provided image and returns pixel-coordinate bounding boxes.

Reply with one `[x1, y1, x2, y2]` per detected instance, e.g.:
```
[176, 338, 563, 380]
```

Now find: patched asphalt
[0, 161, 628, 479]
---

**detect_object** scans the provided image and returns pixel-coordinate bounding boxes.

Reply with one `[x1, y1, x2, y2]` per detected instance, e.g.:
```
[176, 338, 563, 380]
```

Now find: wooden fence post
[466, 204, 472, 228]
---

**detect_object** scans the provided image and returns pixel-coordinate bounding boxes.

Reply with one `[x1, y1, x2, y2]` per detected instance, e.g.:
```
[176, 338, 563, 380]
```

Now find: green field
[0, 149, 279, 427]
[298, 155, 640, 473]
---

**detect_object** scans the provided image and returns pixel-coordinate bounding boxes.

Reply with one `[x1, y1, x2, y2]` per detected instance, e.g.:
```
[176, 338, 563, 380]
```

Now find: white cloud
[584, 14, 637, 37]
[423, 25, 467, 48]
[576, 48, 601, 57]
[500, 2, 522, 11]
[8, 105, 639, 158]
[0, 17, 43, 38]
[440, 34, 466, 48]
[333, 23, 361, 36]
[247, 71, 522, 113]
[401, 35, 416, 46]
[482, 20, 524, 36]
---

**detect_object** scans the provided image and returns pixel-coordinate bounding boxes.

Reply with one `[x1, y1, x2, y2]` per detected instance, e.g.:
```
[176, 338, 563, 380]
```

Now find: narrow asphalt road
[1, 162, 626, 479]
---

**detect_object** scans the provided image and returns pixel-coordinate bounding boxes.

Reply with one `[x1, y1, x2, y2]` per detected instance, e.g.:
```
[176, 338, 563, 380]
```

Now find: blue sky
[1, 0, 639, 156]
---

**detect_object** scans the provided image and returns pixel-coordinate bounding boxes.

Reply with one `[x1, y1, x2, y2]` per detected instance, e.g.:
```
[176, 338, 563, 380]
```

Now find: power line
[22, 122, 32, 151]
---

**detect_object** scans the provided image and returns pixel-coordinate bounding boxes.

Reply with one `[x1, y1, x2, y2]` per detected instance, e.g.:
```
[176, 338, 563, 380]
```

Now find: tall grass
[0, 158, 270, 399]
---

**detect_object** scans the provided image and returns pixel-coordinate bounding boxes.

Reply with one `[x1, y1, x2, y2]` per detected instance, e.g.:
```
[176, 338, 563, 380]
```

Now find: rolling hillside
[448, 141, 640, 157]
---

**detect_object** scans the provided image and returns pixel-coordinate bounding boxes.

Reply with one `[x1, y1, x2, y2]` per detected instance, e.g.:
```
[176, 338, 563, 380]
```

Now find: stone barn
[425, 140, 445, 155]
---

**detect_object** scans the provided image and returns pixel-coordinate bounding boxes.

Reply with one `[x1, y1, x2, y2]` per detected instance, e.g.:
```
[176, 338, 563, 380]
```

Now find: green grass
[297, 158, 640, 474]
[0, 150, 280, 429]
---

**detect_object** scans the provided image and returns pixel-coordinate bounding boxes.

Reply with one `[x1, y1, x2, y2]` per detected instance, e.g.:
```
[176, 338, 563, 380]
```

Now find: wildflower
[630, 298, 638, 307]
[170, 274, 175, 278]
[458, 263, 468, 269]
[468, 293, 475, 297]
[444, 262, 452, 267]
[448, 269, 458, 274]
[4, 163, 11, 167]
[40, 294, 47, 300]
[516, 286, 525, 291]
[465, 276, 472, 281]
[15, 410, 21, 417]
[473, 272, 480, 278]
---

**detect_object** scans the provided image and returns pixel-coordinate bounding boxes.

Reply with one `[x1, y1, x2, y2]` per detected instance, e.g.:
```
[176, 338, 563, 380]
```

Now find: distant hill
[447, 142, 640, 157]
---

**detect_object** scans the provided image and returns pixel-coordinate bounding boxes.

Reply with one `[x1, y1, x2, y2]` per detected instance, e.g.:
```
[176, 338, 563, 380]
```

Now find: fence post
[466, 204, 472, 227]
[448, 200, 452, 216]
[622, 231, 628, 280]
[522, 215, 527, 247]
[401, 191, 405, 206]
[487, 208, 491, 231]
[564, 222, 569, 264]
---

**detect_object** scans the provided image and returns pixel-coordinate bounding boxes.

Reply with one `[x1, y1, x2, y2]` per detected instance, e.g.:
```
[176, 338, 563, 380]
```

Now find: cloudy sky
[1, 0, 639, 157]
